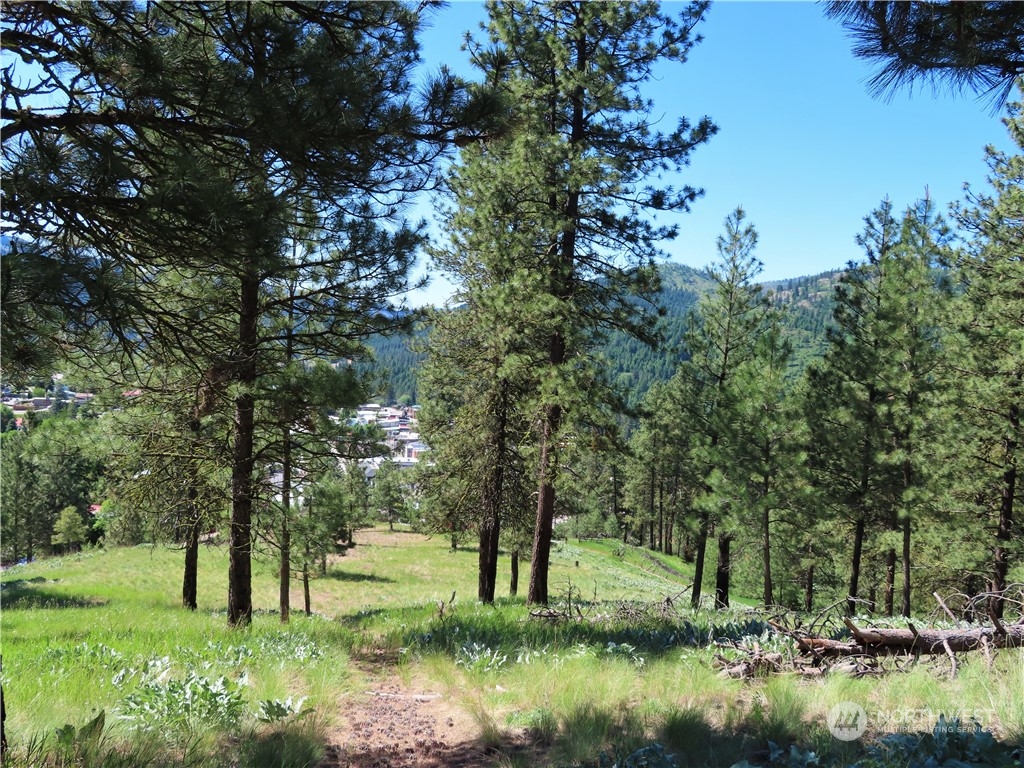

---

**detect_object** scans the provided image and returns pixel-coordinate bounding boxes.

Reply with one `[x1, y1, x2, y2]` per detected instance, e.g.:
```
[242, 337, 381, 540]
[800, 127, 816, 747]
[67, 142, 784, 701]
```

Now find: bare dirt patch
[320, 667, 537, 768]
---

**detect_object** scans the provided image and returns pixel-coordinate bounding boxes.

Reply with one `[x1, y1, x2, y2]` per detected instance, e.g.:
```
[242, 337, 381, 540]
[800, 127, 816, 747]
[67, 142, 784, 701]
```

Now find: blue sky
[408, 1, 1015, 305]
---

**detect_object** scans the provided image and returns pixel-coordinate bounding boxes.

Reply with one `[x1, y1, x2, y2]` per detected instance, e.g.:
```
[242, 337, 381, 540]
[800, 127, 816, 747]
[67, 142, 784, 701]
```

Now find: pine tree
[885, 197, 953, 617]
[2, 2, 495, 627]
[670, 208, 774, 609]
[726, 311, 802, 607]
[460, 0, 716, 605]
[805, 197, 952, 616]
[371, 459, 408, 533]
[101, 364, 231, 611]
[626, 381, 698, 558]
[417, 302, 535, 602]
[51, 506, 89, 554]
[946, 93, 1024, 618]
[824, 2, 1024, 106]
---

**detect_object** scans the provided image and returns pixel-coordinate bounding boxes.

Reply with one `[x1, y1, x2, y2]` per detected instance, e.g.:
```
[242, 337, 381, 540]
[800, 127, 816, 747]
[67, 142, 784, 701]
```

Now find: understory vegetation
[2, 532, 1022, 768]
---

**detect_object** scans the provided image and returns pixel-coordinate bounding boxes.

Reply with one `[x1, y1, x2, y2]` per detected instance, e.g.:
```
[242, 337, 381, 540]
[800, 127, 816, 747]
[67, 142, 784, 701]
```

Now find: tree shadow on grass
[324, 571, 395, 584]
[0, 579, 106, 609]
[396, 603, 772, 662]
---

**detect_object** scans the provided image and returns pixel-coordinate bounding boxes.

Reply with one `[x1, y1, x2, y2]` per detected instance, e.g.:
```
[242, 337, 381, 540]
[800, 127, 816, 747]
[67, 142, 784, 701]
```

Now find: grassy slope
[2, 530, 1022, 767]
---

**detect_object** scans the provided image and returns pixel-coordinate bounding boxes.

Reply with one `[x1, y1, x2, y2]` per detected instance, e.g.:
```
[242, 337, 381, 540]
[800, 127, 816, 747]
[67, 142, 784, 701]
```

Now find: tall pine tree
[805, 197, 952, 616]
[946, 93, 1024, 618]
[457, 0, 716, 605]
[670, 207, 774, 608]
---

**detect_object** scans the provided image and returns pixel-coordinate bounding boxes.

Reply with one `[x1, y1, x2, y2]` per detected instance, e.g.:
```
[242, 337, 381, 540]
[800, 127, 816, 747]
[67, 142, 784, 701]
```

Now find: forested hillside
[365, 262, 842, 407]
[3, 5, 1022, 765]
[363, 326, 429, 405]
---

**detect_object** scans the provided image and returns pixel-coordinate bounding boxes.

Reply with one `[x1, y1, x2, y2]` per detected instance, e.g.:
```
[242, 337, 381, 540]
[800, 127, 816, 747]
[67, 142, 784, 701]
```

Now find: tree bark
[788, 618, 1024, 656]
[848, 517, 865, 615]
[182, 515, 200, 611]
[302, 542, 312, 616]
[804, 562, 815, 613]
[849, 384, 877, 616]
[279, 426, 292, 624]
[901, 514, 911, 617]
[228, 272, 258, 628]
[528, 325, 566, 606]
[182, 413, 202, 611]
[478, 516, 500, 604]
[691, 515, 709, 608]
[884, 546, 896, 617]
[715, 532, 732, 609]
[509, 548, 519, 597]
[1, 656, 6, 761]
[992, 403, 1018, 620]
[528, 399, 561, 605]
[479, 391, 507, 604]
[762, 485, 773, 607]
[662, 482, 673, 556]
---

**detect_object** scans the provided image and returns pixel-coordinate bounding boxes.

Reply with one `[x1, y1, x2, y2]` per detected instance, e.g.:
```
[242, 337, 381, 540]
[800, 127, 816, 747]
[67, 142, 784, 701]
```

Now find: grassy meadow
[1, 529, 1022, 767]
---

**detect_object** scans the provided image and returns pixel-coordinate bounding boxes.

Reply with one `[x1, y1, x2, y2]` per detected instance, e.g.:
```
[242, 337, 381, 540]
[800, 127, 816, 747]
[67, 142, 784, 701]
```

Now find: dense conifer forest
[365, 263, 843, 407]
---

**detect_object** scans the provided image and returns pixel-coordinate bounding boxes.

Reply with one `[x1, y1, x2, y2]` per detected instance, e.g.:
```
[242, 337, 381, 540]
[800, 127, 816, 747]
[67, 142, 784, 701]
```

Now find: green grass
[2, 530, 1022, 767]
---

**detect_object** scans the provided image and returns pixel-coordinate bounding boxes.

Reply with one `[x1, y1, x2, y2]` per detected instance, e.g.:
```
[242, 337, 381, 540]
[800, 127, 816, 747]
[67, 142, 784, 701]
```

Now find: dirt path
[320, 667, 535, 768]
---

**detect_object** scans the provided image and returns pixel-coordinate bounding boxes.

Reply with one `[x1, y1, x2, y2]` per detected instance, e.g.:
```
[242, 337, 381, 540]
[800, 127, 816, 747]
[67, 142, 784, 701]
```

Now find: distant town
[2, 381, 430, 477]
[1, 375, 94, 430]
[350, 403, 428, 479]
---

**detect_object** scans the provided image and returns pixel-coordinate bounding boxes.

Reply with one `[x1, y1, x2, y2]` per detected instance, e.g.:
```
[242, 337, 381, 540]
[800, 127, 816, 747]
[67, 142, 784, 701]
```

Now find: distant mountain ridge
[365, 261, 845, 405]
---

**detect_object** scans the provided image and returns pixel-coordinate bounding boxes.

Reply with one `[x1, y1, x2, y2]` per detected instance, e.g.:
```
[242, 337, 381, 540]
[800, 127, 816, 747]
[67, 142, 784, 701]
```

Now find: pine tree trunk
[303, 542, 312, 616]
[509, 549, 519, 597]
[849, 387, 877, 616]
[182, 515, 200, 611]
[279, 427, 291, 624]
[478, 391, 507, 604]
[681, 534, 695, 563]
[1, 659, 6, 762]
[529, 424, 557, 605]
[901, 515, 911, 617]
[478, 516, 500, 604]
[848, 517, 865, 615]
[992, 404, 1018, 620]
[804, 562, 815, 613]
[691, 516, 709, 608]
[648, 466, 657, 550]
[303, 566, 311, 617]
[228, 272, 258, 628]
[182, 415, 202, 611]
[762, 502, 773, 607]
[715, 532, 732, 609]
[661, 482, 672, 556]
[900, 428, 914, 617]
[884, 547, 896, 617]
[528, 329, 564, 606]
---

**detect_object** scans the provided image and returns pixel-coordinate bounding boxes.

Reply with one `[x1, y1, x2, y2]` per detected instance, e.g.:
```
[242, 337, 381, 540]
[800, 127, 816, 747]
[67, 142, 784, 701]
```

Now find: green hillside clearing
[1, 530, 1021, 768]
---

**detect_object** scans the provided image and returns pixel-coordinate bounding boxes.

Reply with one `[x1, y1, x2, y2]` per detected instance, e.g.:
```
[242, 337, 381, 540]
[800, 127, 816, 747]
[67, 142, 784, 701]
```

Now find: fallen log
[790, 619, 1024, 657]
[845, 618, 1024, 653]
